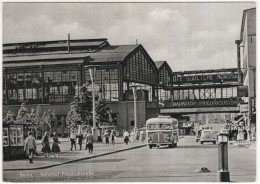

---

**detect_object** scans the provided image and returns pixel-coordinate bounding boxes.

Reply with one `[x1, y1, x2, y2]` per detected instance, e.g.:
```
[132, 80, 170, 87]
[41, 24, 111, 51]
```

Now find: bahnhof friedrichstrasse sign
[164, 98, 242, 108]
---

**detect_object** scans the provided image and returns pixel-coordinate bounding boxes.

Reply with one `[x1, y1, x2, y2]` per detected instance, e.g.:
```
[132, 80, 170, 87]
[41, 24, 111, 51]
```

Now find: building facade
[3, 39, 163, 135]
[236, 8, 256, 131]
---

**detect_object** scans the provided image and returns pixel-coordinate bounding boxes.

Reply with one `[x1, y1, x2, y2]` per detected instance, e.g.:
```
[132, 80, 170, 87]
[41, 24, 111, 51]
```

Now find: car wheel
[213, 141, 216, 144]
[174, 143, 177, 147]
[149, 145, 153, 149]
[201, 141, 204, 144]
[196, 139, 198, 142]
[169, 144, 174, 148]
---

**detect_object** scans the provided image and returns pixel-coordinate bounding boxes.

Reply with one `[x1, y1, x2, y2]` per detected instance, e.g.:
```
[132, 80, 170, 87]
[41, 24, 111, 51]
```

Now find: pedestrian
[130, 130, 135, 143]
[135, 130, 140, 143]
[52, 132, 61, 158]
[243, 128, 248, 142]
[77, 133, 83, 150]
[237, 126, 243, 143]
[123, 130, 129, 145]
[234, 127, 238, 141]
[228, 128, 232, 141]
[86, 131, 94, 154]
[140, 130, 145, 143]
[41, 132, 51, 158]
[105, 133, 110, 147]
[24, 131, 37, 164]
[70, 130, 77, 151]
[111, 131, 116, 146]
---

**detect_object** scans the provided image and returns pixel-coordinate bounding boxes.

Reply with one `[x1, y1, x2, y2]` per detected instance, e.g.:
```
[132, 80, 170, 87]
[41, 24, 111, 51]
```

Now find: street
[3, 136, 256, 182]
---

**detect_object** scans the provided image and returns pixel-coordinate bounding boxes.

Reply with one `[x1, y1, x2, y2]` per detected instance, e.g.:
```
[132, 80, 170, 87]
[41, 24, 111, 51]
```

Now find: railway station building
[3, 38, 166, 135]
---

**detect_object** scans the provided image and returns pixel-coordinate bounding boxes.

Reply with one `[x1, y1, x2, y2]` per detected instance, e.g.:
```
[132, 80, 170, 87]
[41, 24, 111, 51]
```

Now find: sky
[2, 2, 256, 72]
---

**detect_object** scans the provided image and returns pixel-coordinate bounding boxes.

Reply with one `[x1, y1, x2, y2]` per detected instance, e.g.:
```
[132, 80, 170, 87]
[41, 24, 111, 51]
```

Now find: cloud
[3, 3, 254, 71]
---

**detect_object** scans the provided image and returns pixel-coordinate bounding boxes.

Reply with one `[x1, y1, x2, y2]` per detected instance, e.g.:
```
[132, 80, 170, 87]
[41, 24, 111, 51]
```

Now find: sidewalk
[229, 140, 257, 150]
[3, 137, 146, 171]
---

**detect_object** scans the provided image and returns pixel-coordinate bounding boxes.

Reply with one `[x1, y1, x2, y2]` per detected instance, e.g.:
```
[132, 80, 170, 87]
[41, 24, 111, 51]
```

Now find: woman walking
[24, 131, 37, 164]
[111, 131, 116, 146]
[41, 132, 51, 158]
[130, 130, 135, 143]
[52, 133, 61, 158]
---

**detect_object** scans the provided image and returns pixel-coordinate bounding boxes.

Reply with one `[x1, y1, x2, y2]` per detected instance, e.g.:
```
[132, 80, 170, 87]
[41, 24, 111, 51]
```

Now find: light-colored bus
[146, 115, 179, 149]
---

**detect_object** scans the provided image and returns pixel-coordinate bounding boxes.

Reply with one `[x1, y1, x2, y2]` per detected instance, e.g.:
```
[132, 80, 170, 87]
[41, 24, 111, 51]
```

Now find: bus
[146, 115, 179, 149]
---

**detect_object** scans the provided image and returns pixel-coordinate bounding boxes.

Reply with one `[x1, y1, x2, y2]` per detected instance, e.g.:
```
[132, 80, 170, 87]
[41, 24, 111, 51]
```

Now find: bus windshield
[147, 123, 177, 130]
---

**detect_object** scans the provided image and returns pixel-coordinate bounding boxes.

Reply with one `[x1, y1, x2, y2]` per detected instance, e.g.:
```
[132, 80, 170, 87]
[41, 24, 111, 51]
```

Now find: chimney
[68, 33, 70, 52]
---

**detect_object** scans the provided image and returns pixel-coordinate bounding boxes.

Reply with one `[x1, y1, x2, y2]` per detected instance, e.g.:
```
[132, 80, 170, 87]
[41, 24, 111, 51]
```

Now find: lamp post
[217, 131, 230, 182]
[84, 65, 100, 141]
[130, 85, 138, 133]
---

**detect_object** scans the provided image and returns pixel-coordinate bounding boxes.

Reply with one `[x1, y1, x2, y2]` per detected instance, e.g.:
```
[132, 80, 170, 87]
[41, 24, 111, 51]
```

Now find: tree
[29, 106, 41, 140]
[95, 99, 111, 125]
[66, 104, 82, 130]
[3, 110, 15, 125]
[69, 84, 93, 125]
[39, 109, 55, 135]
[16, 103, 30, 123]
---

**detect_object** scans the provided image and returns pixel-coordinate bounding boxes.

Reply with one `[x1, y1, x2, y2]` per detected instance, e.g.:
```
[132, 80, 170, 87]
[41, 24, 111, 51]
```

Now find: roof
[240, 7, 256, 40]
[154, 61, 165, 69]
[3, 44, 140, 68]
[155, 61, 172, 73]
[3, 38, 109, 54]
[146, 116, 178, 124]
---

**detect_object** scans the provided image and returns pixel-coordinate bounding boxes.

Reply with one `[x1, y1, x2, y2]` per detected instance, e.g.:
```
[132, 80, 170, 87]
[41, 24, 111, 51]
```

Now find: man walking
[77, 133, 83, 150]
[70, 131, 77, 151]
[123, 130, 130, 145]
[86, 131, 94, 154]
[24, 131, 37, 164]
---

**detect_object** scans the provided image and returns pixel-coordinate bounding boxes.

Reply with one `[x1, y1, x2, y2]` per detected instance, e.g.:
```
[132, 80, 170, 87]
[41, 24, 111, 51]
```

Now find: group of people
[228, 126, 249, 143]
[69, 130, 94, 154]
[123, 129, 146, 145]
[24, 131, 61, 164]
[23, 128, 147, 164]
[104, 130, 116, 147]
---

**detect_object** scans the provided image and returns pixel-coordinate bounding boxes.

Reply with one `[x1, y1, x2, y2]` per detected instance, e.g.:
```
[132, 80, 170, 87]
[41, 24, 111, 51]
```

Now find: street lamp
[130, 84, 138, 133]
[217, 131, 230, 182]
[84, 65, 100, 141]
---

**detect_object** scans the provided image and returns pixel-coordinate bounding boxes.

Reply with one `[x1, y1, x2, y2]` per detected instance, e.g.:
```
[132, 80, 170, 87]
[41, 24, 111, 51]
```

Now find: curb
[3, 144, 146, 171]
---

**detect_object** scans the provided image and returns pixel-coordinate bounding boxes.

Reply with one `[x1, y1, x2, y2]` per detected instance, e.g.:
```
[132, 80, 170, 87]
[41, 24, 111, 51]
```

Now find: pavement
[3, 136, 256, 182]
[3, 137, 146, 171]
[229, 140, 257, 150]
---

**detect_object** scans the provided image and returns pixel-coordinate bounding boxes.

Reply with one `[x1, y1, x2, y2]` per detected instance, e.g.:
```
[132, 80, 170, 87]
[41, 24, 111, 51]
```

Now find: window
[123, 50, 157, 85]
[3, 128, 9, 146]
[131, 121, 135, 126]
[9, 125, 24, 146]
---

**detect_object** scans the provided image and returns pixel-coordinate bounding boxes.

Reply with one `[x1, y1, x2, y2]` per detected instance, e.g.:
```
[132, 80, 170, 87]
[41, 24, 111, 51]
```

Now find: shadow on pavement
[77, 158, 126, 163]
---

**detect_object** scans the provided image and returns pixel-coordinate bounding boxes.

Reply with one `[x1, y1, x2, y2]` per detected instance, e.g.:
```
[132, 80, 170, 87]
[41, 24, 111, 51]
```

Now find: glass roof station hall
[2, 37, 242, 134]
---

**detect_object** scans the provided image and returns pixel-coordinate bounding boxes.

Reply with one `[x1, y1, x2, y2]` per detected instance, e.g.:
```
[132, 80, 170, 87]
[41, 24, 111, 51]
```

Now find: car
[200, 130, 219, 144]
[196, 130, 202, 142]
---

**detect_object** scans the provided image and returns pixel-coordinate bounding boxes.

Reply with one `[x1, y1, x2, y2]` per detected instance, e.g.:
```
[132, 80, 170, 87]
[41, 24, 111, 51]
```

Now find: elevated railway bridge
[158, 68, 244, 117]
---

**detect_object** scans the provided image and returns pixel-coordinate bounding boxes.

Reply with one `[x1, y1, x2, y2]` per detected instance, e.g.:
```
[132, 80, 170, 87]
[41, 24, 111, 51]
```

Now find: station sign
[172, 71, 239, 84]
[164, 98, 241, 108]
